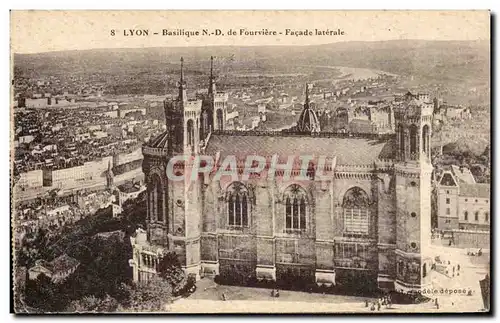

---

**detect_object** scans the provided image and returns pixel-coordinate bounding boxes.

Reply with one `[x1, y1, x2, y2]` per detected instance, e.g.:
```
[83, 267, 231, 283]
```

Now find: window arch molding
[341, 186, 371, 236]
[225, 181, 251, 227]
[282, 184, 310, 232]
[186, 118, 195, 147]
[148, 172, 165, 223]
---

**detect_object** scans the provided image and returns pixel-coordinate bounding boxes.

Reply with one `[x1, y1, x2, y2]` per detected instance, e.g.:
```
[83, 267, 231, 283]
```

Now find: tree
[25, 273, 61, 311]
[157, 252, 188, 295]
[118, 278, 172, 312]
[65, 294, 119, 313]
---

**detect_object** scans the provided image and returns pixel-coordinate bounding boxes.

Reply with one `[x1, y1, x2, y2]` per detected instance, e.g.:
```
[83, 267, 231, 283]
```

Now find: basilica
[129, 57, 435, 292]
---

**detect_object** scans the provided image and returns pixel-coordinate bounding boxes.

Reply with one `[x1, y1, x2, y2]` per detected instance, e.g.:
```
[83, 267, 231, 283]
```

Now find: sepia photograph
[10, 10, 491, 314]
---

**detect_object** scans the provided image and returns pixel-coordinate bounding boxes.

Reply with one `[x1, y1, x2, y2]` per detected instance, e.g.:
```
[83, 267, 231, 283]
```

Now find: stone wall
[451, 229, 490, 249]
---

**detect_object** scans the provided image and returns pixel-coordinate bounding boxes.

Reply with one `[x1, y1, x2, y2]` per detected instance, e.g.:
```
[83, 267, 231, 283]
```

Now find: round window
[176, 199, 183, 207]
[410, 181, 417, 187]
[411, 212, 417, 218]
[410, 242, 417, 249]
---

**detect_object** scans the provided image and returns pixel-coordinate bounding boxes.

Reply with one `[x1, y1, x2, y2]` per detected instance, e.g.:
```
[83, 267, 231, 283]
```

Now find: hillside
[13, 40, 490, 104]
[14, 40, 489, 79]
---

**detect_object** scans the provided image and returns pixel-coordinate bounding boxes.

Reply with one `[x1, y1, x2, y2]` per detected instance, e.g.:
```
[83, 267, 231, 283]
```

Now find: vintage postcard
[10, 10, 491, 314]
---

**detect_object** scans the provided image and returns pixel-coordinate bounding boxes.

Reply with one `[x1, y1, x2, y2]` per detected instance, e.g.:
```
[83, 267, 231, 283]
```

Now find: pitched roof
[148, 131, 169, 148]
[205, 132, 395, 165]
[451, 165, 476, 184]
[118, 182, 142, 193]
[439, 172, 457, 187]
[459, 183, 490, 198]
[50, 254, 80, 273]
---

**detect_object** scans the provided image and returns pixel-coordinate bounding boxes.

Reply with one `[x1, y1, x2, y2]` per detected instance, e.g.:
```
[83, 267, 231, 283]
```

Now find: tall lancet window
[284, 184, 308, 231]
[156, 179, 163, 222]
[186, 119, 195, 147]
[409, 124, 418, 159]
[398, 124, 405, 160]
[422, 124, 430, 159]
[227, 182, 249, 227]
[216, 109, 224, 131]
[150, 174, 164, 223]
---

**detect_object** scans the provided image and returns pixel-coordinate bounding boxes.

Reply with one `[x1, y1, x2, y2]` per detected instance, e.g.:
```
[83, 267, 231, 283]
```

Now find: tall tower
[200, 56, 216, 140]
[393, 95, 433, 292]
[210, 56, 228, 132]
[134, 57, 203, 282]
[164, 57, 202, 156]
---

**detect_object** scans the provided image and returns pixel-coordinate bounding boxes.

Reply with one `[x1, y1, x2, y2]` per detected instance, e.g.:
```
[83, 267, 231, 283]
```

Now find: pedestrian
[365, 300, 369, 307]
[222, 292, 227, 301]
[271, 289, 275, 297]
[457, 264, 460, 271]
[370, 303, 375, 311]
[377, 301, 381, 311]
[275, 289, 280, 298]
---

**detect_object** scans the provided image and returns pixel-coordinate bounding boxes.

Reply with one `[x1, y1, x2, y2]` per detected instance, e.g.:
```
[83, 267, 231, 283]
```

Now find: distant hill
[13, 40, 490, 100]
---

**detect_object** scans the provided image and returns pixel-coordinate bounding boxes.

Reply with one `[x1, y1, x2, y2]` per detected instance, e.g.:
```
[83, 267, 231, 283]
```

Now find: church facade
[129, 57, 435, 292]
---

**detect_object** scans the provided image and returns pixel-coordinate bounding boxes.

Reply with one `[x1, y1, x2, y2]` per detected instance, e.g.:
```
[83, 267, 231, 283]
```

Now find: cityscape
[11, 35, 490, 313]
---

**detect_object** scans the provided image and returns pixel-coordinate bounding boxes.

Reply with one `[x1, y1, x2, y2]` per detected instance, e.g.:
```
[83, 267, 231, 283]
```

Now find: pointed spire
[180, 57, 184, 84]
[208, 56, 216, 96]
[304, 83, 312, 108]
[178, 57, 187, 101]
[305, 83, 310, 107]
[210, 56, 214, 79]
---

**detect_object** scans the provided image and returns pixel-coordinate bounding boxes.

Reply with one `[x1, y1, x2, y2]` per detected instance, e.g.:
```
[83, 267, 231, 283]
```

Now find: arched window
[186, 119, 195, 147]
[409, 124, 418, 158]
[422, 124, 430, 158]
[201, 112, 209, 140]
[342, 187, 370, 235]
[156, 179, 163, 222]
[149, 174, 164, 222]
[423, 263, 427, 278]
[398, 124, 405, 160]
[216, 109, 224, 131]
[284, 184, 308, 231]
[464, 211, 468, 221]
[227, 182, 249, 227]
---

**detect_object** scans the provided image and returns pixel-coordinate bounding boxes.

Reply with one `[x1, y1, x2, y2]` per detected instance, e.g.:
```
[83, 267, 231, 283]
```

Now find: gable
[439, 172, 457, 187]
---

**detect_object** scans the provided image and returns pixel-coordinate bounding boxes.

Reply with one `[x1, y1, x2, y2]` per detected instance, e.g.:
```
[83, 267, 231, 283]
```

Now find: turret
[393, 93, 434, 292]
[297, 83, 321, 133]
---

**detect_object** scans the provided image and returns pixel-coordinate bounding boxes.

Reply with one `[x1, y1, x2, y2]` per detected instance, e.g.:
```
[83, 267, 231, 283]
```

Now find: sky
[10, 10, 490, 54]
